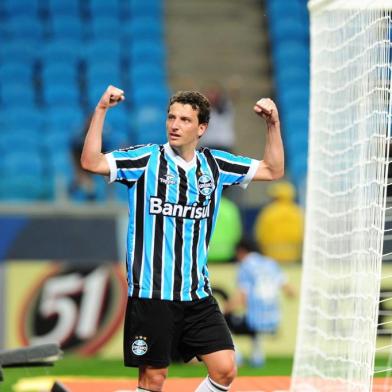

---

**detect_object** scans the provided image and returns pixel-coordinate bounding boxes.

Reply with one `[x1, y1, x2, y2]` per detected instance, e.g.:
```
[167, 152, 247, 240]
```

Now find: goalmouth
[291, 1, 392, 391]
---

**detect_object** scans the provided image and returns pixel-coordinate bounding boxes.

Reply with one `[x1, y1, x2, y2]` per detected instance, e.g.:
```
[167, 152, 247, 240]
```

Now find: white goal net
[291, 1, 392, 391]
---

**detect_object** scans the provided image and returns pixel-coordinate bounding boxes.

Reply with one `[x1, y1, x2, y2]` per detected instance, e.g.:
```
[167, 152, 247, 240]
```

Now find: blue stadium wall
[0, 216, 119, 262]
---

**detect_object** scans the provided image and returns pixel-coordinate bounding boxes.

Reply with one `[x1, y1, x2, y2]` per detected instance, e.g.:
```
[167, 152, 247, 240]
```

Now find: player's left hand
[254, 98, 280, 126]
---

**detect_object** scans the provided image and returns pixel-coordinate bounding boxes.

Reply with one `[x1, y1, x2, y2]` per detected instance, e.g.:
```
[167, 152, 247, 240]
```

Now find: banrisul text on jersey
[149, 197, 211, 220]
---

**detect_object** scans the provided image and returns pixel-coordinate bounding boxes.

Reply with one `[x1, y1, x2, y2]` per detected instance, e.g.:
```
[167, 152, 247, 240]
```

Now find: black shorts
[123, 296, 234, 368]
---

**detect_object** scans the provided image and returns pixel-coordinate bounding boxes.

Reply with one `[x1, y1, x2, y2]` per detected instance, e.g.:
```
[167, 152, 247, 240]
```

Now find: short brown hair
[168, 91, 210, 124]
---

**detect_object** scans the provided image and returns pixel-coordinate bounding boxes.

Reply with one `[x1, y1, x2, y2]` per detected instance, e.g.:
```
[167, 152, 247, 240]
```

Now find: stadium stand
[47, 0, 81, 17]
[2, 0, 42, 18]
[0, 0, 169, 202]
[87, 0, 121, 18]
[0, 0, 310, 202]
[266, 0, 310, 190]
[0, 40, 39, 64]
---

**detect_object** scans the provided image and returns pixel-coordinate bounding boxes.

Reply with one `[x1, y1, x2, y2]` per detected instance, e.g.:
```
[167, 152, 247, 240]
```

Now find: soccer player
[81, 85, 284, 392]
[224, 238, 295, 367]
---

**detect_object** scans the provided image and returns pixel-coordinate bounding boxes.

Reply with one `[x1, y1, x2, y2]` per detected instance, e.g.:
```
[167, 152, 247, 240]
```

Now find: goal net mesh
[291, 1, 392, 391]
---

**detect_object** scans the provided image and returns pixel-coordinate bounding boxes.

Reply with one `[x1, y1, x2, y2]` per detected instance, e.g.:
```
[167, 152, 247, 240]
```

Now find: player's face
[166, 103, 207, 149]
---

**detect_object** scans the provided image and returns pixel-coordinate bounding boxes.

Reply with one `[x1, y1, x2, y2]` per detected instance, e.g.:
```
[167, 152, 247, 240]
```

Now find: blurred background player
[224, 238, 295, 367]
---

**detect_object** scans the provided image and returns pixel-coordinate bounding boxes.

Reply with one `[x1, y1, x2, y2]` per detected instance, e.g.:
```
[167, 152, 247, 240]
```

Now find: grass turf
[2, 356, 391, 390]
[1, 356, 293, 390]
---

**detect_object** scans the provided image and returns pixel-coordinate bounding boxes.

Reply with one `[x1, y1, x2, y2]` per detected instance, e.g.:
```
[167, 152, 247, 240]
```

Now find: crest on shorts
[132, 336, 148, 356]
[198, 174, 214, 196]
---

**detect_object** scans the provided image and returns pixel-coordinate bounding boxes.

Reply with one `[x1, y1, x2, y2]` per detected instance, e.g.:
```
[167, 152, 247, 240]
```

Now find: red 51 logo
[19, 263, 127, 355]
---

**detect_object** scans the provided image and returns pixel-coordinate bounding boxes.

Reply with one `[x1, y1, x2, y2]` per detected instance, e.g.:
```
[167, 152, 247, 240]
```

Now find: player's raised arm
[252, 98, 284, 181]
[80, 85, 125, 175]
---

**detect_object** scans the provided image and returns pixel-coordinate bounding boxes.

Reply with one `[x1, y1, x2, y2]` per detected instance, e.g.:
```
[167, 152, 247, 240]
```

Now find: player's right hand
[254, 98, 279, 126]
[97, 85, 125, 109]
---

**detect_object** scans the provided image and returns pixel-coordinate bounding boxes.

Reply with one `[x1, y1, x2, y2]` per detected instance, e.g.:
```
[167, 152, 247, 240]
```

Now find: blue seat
[127, 63, 167, 88]
[85, 62, 122, 82]
[42, 39, 83, 65]
[85, 63, 123, 106]
[134, 104, 166, 144]
[85, 39, 122, 62]
[89, 15, 121, 39]
[285, 136, 308, 158]
[42, 63, 79, 86]
[2, 149, 45, 175]
[1, 107, 43, 131]
[123, 17, 164, 42]
[50, 15, 85, 40]
[278, 88, 309, 114]
[6, 16, 46, 42]
[128, 0, 164, 18]
[0, 131, 42, 152]
[135, 127, 166, 145]
[105, 128, 132, 151]
[106, 106, 130, 131]
[2, 0, 41, 18]
[88, 0, 120, 17]
[129, 40, 166, 65]
[275, 66, 309, 94]
[1, 83, 36, 107]
[0, 62, 33, 84]
[43, 130, 75, 152]
[134, 104, 167, 124]
[45, 105, 84, 134]
[273, 41, 309, 69]
[42, 83, 80, 106]
[267, 0, 302, 21]
[47, 149, 75, 186]
[0, 174, 54, 201]
[284, 130, 309, 156]
[132, 86, 170, 107]
[48, 0, 81, 16]
[283, 108, 309, 143]
[269, 19, 308, 44]
[289, 153, 308, 187]
[0, 40, 38, 64]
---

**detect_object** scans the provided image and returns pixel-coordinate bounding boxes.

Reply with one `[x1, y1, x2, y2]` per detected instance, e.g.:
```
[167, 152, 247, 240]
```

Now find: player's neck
[170, 145, 195, 162]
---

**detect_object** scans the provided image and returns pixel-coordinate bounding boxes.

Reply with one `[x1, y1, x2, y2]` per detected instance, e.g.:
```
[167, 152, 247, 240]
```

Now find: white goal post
[291, 1, 392, 391]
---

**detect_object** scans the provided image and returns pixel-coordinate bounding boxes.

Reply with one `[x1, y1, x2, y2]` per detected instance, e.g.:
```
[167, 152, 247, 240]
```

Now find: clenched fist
[254, 98, 279, 126]
[97, 85, 125, 109]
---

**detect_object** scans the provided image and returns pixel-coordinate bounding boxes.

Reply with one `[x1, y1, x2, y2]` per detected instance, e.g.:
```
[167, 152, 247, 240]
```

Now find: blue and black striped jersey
[106, 143, 258, 301]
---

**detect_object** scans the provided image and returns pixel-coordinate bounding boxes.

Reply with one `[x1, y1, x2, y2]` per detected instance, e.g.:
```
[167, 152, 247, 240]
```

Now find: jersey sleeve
[210, 149, 259, 189]
[105, 144, 156, 185]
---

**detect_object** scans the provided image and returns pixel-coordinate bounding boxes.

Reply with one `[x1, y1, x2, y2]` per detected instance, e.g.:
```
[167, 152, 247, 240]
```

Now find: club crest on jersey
[198, 174, 214, 196]
[159, 174, 177, 185]
[131, 336, 148, 356]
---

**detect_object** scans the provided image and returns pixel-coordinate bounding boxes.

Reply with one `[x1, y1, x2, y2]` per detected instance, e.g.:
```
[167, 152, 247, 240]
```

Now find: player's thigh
[123, 297, 175, 368]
